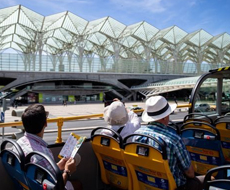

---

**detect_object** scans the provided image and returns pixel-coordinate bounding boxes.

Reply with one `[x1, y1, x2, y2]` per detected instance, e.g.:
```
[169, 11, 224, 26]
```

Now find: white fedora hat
[104, 101, 129, 125]
[142, 96, 177, 122]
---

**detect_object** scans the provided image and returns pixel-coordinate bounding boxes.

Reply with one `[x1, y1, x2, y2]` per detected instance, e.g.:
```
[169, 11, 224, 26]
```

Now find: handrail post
[55, 117, 63, 143]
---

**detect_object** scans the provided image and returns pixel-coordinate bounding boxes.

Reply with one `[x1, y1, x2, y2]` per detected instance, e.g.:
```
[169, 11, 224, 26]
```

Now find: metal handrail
[177, 103, 191, 108]
[0, 113, 104, 143]
[0, 105, 191, 143]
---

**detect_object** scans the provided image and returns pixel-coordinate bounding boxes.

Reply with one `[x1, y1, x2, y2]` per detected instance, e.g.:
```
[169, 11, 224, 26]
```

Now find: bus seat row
[183, 113, 230, 171]
[0, 139, 64, 190]
[91, 127, 176, 190]
[181, 121, 225, 178]
[214, 115, 230, 163]
[183, 113, 214, 126]
[91, 127, 230, 190]
[141, 115, 228, 178]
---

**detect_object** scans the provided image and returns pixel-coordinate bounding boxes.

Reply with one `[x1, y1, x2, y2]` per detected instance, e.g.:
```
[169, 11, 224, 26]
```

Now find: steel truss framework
[0, 5, 230, 74]
[131, 77, 230, 97]
[132, 76, 200, 97]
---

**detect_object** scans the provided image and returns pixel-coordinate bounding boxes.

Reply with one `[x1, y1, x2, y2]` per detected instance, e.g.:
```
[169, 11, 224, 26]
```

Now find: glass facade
[0, 5, 229, 76]
[30, 93, 102, 104]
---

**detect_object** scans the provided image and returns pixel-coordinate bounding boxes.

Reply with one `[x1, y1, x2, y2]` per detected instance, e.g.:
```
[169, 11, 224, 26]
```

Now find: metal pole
[1, 98, 6, 141]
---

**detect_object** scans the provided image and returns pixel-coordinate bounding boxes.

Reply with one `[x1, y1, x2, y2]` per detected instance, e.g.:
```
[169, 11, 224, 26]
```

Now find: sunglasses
[45, 111, 49, 118]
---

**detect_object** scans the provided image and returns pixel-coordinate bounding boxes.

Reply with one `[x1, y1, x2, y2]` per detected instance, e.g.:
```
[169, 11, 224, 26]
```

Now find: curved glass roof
[131, 76, 200, 96]
[0, 5, 230, 65]
[132, 76, 230, 97]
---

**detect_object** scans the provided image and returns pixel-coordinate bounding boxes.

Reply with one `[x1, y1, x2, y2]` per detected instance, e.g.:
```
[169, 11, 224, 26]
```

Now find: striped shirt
[17, 132, 55, 175]
[134, 122, 191, 187]
[16, 132, 74, 190]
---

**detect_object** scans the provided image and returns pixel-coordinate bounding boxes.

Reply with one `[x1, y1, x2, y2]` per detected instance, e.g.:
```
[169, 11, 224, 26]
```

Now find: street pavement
[1, 100, 189, 143]
[4, 100, 189, 122]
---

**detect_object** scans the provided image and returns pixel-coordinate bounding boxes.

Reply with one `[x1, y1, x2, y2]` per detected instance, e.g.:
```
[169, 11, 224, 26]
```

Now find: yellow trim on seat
[17, 180, 29, 190]
[91, 135, 132, 189]
[123, 143, 177, 190]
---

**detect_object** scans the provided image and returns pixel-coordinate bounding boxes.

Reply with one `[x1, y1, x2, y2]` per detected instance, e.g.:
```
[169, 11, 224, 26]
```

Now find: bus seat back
[0, 139, 29, 190]
[181, 127, 225, 177]
[184, 113, 214, 125]
[91, 127, 131, 189]
[25, 151, 64, 190]
[203, 165, 230, 190]
[182, 121, 217, 134]
[215, 117, 230, 163]
[123, 134, 177, 190]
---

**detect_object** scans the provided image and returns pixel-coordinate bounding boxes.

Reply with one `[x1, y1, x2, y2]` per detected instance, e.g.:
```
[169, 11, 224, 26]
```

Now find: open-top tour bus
[1, 67, 230, 190]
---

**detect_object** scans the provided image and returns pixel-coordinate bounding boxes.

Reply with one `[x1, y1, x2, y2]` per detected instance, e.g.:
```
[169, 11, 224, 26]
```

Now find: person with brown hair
[16, 104, 81, 190]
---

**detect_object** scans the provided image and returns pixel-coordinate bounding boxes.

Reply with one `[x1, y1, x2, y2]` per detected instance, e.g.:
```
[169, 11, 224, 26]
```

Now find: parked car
[209, 102, 229, 111]
[194, 103, 210, 112]
[221, 102, 229, 110]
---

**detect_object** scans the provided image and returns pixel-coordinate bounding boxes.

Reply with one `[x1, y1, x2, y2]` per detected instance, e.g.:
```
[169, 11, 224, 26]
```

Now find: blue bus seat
[24, 151, 64, 190]
[123, 134, 177, 190]
[168, 120, 180, 135]
[0, 139, 29, 190]
[181, 120, 218, 138]
[181, 122, 225, 177]
[214, 115, 230, 163]
[91, 127, 132, 190]
[183, 113, 214, 125]
[183, 114, 217, 146]
[203, 165, 230, 190]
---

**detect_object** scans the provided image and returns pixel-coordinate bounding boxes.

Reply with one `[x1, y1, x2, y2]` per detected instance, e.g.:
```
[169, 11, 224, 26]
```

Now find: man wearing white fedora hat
[102, 99, 141, 138]
[134, 96, 204, 190]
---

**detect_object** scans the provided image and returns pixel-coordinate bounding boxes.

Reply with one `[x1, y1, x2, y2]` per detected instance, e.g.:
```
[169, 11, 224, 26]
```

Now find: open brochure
[58, 133, 86, 159]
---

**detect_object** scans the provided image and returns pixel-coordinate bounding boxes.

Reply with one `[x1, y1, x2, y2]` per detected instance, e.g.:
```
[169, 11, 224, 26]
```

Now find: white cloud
[38, 0, 91, 3]
[110, 0, 166, 13]
[0, 0, 18, 7]
[78, 0, 91, 4]
[188, 0, 197, 7]
[17, 0, 93, 15]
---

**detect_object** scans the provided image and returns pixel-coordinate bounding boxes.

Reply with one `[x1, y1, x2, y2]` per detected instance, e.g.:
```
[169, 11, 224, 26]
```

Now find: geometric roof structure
[0, 5, 230, 70]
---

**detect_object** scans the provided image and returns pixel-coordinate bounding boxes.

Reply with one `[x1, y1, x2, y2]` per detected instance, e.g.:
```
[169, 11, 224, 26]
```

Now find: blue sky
[1, 0, 230, 36]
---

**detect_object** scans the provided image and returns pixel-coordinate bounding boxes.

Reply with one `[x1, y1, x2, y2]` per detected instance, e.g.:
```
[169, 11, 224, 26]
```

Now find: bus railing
[0, 113, 104, 143]
[0, 104, 191, 143]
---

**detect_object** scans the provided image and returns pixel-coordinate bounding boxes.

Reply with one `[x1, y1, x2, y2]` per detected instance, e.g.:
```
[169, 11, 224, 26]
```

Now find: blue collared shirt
[134, 122, 191, 187]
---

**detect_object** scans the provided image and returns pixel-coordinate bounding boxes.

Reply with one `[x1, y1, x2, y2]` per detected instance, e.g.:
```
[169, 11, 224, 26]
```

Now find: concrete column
[67, 51, 73, 72]
[32, 54, 36, 71]
[57, 55, 65, 72]
[111, 40, 121, 72]
[37, 33, 44, 72]
[133, 92, 137, 101]
[77, 46, 84, 72]
[86, 53, 94, 72]
[50, 54, 57, 71]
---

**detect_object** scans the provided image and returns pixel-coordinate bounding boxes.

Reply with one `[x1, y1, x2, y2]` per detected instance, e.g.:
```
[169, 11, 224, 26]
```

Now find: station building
[0, 5, 229, 104]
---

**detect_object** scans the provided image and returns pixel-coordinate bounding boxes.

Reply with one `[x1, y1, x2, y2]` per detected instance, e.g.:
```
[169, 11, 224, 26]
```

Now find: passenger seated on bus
[134, 96, 204, 190]
[102, 98, 141, 139]
[15, 104, 81, 190]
